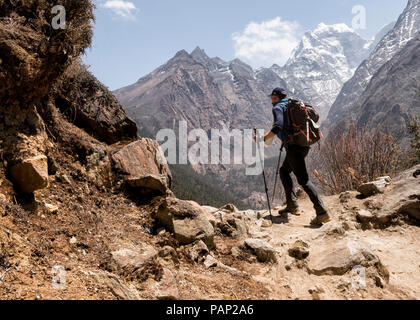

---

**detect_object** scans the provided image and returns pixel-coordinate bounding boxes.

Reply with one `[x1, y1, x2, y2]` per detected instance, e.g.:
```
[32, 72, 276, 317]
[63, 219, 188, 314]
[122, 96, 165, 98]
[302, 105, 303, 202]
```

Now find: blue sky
[84, 0, 408, 90]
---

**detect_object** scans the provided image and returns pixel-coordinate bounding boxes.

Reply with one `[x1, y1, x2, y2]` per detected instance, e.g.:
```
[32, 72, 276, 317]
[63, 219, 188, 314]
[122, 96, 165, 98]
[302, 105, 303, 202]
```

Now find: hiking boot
[310, 213, 332, 226]
[278, 207, 301, 216]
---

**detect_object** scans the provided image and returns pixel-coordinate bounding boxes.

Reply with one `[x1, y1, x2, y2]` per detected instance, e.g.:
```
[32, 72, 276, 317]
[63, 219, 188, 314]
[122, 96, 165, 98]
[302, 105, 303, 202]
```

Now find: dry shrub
[0, 0, 94, 105]
[312, 124, 406, 194]
[408, 116, 420, 165]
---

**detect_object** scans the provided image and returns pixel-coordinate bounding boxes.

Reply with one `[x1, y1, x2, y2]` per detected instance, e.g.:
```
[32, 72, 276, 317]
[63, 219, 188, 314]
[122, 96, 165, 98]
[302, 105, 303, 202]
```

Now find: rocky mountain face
[325, 0, 420, 132]
[271, 23, 373, 121]
[116, 21, 398, 139]
[115, 48, 286, 138]
[114, 48, 290, 206]
[350, 33, 420, 143]
[114, 21, 407, 208]
[115, 23, 379, 135]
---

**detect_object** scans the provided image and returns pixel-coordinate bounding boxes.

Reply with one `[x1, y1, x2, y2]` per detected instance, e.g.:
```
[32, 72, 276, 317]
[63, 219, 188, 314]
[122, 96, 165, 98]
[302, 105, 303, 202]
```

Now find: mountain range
[325, 0, 420, 135]
[270, 23, 385, 121]
[114, 0, 420, 207]
[114, 48, 284, 139]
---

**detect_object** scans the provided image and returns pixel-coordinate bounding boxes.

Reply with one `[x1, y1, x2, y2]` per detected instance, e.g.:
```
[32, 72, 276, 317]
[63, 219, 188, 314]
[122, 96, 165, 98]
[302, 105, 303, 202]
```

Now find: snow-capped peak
[313, 22, 355, 35]
[271, 22, 372, 121]
[325, 0, 420, 129]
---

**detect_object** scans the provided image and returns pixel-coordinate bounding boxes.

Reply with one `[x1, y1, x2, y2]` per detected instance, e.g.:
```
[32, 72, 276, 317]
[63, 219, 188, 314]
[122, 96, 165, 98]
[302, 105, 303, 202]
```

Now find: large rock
[308, 238, 384, 276]
[154, 197, 215, 248]
[356, 209, 375, 223]
[109, 244, 158, 274]
[380, 165, 420, 222]
[54, 62, 138, 145]
[357, 177, 391, 197]
[88, 271, 140, 300]
[9, 155, 49, 193]
[215, 212, 249, 238]
[244, 239, 277, 263]
[156, 268, 179, 300]
[288, 240, 310, 260]
[126, 174, 168, 195]
[112, 139, 172, 188]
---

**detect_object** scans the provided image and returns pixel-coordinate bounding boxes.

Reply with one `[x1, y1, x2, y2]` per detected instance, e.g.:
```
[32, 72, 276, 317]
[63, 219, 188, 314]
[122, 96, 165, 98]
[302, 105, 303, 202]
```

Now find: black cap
[270, 87, 287, 98]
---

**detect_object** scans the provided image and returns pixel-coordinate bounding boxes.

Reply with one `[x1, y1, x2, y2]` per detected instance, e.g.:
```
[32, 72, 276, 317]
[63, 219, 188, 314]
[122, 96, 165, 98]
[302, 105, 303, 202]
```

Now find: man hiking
[261, 87, 331, 226]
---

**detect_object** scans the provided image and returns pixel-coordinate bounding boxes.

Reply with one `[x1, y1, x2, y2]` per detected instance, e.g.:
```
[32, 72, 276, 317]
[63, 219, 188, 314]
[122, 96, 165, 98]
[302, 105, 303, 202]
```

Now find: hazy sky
[84, 0, 408, 90]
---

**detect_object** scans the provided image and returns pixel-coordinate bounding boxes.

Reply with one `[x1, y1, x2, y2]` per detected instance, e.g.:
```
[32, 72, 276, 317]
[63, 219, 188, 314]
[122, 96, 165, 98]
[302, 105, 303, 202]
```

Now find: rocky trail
[0, 159, 418, 300]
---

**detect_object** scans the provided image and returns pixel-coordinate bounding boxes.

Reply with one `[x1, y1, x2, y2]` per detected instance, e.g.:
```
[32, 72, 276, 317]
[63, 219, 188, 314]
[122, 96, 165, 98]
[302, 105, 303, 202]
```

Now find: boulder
[9, 155, 49, 193]
[244, 239, 277, 263]
[321, 221, 346, 235]
[380, 166, 420, 221]
[157, 268, 179, 300]
[215, 213, 249, 238]
[307, 238, 384, 276]
[54, 62, 138, 145]
[126, 174, 168, 195]
[109, 245, 158, 273]
[356, 209, 375, 223]
[112, 139, 172, 187]
[154, 197, 215, 248]
[288, 240, 310, 260]
[88, 271, 140, 300]
[357, 177, 391, 197]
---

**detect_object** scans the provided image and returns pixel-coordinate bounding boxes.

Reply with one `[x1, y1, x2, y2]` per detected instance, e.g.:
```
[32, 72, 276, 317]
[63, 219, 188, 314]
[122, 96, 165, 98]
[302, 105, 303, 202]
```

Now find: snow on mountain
[326, 0, 420, 130]
[352, 33, 420, 143]
[270, 23, 372, 121]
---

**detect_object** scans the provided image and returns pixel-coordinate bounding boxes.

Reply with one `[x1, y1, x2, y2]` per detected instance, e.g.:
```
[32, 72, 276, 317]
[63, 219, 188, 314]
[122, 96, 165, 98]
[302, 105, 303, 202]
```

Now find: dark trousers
[280, 144, 327, 216]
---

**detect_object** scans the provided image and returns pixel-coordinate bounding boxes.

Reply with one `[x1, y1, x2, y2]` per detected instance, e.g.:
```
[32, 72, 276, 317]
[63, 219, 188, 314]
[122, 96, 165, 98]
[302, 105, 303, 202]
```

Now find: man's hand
[264, 131, 276, 142]
[254, 131, 276, 142]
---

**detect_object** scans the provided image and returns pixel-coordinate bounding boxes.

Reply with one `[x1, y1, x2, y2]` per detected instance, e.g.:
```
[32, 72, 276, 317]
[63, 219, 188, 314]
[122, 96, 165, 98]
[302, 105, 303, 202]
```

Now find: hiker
[261, 88, 331, 226]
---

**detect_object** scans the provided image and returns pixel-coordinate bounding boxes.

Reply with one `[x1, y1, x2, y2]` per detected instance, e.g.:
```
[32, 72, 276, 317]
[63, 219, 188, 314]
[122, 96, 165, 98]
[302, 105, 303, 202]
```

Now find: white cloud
[103, 0, 138, 20]
[232, 17, 303, 68]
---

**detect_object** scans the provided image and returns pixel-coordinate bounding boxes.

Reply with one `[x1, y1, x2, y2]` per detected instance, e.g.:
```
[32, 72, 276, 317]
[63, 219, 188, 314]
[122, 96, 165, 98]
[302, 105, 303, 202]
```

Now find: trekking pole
[271, 143, 284, 205]
[253, 128, 273, 223]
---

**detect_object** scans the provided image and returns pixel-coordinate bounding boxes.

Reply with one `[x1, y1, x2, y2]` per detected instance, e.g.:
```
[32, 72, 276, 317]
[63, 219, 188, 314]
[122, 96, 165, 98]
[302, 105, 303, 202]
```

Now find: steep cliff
[325, 0, 420, 131]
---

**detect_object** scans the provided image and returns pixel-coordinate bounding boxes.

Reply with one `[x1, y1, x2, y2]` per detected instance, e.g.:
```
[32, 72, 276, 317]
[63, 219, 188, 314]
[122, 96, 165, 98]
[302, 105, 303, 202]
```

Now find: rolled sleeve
[271, 106, 284, 135]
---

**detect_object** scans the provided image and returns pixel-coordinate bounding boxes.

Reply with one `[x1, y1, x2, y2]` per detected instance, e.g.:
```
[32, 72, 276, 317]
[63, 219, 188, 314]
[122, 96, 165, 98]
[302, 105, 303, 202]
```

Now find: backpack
[286, 99, 322, 147]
